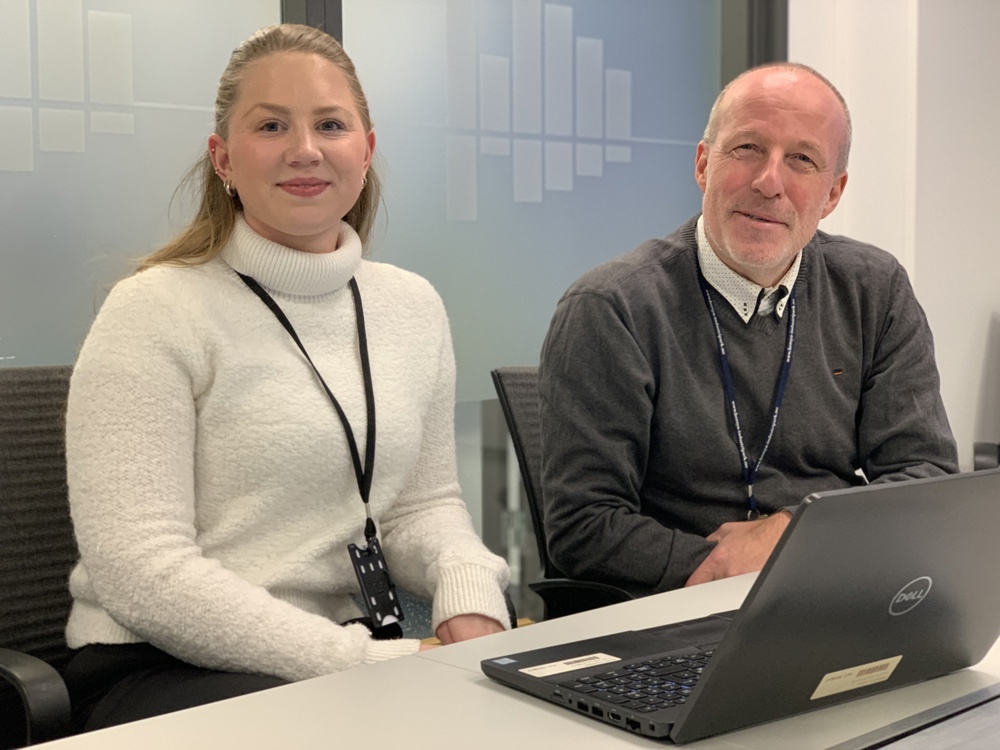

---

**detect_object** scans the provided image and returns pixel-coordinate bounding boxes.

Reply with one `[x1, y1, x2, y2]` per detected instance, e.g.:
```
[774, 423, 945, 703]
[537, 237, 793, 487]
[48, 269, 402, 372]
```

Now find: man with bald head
[538, 63, 957, 596]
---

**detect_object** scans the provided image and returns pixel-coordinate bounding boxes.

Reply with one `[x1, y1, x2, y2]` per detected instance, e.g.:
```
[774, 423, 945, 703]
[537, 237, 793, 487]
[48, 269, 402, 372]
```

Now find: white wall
[789, 0, 1000, 469]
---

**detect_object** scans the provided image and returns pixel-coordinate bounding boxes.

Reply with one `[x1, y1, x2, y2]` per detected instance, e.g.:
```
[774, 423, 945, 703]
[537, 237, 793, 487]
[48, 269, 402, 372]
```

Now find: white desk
[35, 574, 1000, 749]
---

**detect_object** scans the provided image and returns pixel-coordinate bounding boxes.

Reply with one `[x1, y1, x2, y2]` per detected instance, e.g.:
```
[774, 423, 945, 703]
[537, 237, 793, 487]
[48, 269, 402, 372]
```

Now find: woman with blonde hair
[63, 23, 509, 731]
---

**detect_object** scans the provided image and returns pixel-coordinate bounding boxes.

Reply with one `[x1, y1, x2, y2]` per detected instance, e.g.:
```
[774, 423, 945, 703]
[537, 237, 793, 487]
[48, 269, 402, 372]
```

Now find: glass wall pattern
[343, 0, 721, 402]
[0, 0, 282, 366]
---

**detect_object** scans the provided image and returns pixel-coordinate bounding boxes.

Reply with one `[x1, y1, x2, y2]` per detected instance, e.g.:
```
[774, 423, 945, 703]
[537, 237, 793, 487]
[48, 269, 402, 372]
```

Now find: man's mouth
[737, 210, 786, 226]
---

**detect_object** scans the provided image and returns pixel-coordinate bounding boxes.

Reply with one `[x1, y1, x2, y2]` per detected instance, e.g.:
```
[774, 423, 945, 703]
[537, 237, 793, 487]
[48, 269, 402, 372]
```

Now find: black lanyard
[696, 270, 797, 520]
[237, 273, 379, 540]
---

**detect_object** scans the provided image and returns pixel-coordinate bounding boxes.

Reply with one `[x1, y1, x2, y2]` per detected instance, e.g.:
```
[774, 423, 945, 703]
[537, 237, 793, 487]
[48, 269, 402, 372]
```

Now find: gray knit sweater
[539, 217, 958, 595]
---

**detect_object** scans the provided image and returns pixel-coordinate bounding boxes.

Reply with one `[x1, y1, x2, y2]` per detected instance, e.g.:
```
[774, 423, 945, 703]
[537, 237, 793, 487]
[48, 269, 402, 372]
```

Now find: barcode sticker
[811, 655, 903, 700]
[519, 653, 621, 678]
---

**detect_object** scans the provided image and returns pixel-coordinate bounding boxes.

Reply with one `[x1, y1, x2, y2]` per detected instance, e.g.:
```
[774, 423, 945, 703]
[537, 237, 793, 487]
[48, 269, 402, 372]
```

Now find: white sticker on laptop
[519, 653, 621, 678]
[810, 655, 903, 700]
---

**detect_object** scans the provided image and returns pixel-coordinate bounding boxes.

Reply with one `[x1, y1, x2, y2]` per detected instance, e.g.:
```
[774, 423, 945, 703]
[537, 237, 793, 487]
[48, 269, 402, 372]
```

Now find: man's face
[695, 69, 849, 287]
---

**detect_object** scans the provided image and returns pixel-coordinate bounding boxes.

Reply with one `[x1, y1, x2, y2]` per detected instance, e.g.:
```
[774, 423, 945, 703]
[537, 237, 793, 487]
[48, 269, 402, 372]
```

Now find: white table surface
[35, 574, 1000, 750]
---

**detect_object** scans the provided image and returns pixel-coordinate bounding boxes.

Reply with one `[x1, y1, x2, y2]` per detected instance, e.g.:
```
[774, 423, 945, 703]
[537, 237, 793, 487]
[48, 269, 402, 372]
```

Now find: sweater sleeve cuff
[431, 564, 511, 631]
[361, 636, 422, 664]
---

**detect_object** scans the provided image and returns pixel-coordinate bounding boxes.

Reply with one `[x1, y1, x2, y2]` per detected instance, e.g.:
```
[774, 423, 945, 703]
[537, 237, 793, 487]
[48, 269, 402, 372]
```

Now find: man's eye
[791, 154, 817, 168]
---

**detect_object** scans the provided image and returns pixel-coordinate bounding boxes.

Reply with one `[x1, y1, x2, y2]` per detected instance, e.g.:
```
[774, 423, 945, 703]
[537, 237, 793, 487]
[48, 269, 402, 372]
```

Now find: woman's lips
[279, 179, 329, 197]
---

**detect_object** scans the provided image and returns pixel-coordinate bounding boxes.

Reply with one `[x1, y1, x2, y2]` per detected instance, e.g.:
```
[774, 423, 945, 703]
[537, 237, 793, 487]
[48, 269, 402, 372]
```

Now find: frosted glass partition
[0, 0, 282, 366]
[343, 0, 722, 402]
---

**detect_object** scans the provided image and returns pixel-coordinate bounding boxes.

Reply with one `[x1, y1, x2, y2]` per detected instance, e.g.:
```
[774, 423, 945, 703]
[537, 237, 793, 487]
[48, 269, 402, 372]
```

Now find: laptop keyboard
[557, 650, 713, 714]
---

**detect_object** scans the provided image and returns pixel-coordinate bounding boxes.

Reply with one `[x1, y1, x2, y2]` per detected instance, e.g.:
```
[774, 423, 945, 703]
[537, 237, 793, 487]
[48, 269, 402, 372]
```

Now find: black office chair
[974, 442, 1000, 471]
[0, 365, 76, 749]
[491, 367, 634, 620]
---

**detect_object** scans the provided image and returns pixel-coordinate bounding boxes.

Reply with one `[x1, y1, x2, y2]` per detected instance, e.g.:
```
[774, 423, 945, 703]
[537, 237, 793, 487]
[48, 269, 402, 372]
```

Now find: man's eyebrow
[727, 130, 825, 156]
[789, 138, 824, 154]
[726, 129, 763, 143]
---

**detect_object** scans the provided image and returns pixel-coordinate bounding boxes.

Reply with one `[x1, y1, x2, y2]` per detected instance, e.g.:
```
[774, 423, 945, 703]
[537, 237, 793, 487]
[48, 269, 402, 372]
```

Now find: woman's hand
[435, 614, 505, 645]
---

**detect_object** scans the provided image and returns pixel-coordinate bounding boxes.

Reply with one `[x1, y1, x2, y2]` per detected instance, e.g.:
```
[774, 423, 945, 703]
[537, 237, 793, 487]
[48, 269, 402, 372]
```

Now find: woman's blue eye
[319, 120, 343, 132]
[260, 121, 281, 132]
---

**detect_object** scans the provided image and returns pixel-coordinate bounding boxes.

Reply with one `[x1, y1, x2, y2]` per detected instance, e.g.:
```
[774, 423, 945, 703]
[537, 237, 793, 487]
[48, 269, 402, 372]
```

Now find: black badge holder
[349, 530, 405, 631]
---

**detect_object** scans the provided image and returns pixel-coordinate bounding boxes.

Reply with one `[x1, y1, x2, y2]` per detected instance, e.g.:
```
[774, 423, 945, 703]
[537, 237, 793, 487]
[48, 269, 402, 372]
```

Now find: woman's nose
[287, 127, 321, 165]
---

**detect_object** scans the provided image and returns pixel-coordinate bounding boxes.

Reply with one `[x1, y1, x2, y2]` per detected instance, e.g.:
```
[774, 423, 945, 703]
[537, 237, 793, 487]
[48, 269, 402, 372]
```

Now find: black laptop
[481, 469, 1000, 744]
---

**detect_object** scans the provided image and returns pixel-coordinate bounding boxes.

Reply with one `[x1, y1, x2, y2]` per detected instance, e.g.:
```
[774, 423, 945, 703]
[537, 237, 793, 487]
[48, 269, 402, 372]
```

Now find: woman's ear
[208, 133, 230, 179]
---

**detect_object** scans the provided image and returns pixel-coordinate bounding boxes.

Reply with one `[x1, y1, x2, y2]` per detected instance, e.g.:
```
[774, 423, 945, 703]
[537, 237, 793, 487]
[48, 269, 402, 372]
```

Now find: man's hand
[435, 614, 505, 645]
[684, 511, 791, 587]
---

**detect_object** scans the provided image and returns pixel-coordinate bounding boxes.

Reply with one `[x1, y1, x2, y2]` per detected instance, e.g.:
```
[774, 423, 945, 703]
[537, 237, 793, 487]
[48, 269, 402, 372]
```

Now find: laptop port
[626, 718, 641, 732]
[591, 706, 604, 718]
[576, 701, 588, 712]
[609, 711, 622, 723]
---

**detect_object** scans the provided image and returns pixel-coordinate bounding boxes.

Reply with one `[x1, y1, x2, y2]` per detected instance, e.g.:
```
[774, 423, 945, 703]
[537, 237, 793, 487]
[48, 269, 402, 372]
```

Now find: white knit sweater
[65, 217, 510, 681]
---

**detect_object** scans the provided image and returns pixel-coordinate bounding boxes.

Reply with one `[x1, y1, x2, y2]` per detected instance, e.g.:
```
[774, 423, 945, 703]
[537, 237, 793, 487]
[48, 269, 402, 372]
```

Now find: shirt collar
[695, 215, 801, 324]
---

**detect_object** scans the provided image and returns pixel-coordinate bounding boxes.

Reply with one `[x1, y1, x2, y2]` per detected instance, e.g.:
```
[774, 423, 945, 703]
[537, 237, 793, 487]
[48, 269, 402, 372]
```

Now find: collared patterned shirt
[695, 215, 801, 323]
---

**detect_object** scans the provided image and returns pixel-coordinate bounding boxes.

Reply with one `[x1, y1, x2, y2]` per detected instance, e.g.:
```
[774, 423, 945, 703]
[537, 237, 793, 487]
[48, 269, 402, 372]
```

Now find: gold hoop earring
[223, 180, 236, 198]
[361, 176, 367, 188]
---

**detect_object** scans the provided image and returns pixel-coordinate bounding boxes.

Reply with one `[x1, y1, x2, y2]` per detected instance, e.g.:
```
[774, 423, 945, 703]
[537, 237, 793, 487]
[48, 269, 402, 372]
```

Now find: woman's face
[209, 51, 375, 254]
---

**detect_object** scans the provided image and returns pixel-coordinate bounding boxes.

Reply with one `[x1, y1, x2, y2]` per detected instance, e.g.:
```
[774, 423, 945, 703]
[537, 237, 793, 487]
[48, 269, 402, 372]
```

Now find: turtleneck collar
[221, 215, 363, 297]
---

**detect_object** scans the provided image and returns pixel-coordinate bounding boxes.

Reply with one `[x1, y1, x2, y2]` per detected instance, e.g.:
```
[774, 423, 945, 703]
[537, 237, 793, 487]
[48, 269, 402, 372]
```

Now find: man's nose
[751, 153, 784, 198]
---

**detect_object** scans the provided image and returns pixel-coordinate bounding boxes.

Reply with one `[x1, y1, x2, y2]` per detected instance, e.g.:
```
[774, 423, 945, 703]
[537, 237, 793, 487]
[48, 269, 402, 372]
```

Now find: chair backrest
[491, 366, 564, 580]
[0, 365, 77, 746]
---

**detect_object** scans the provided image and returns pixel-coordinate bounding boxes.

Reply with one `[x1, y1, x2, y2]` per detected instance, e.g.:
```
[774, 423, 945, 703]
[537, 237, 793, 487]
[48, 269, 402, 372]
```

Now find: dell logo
[889, 577, 933, 616]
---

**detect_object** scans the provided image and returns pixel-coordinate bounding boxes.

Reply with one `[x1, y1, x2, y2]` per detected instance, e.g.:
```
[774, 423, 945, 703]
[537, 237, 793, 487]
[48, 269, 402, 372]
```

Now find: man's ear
[820, 171, 848, 219]
[694, 140, 709, 193]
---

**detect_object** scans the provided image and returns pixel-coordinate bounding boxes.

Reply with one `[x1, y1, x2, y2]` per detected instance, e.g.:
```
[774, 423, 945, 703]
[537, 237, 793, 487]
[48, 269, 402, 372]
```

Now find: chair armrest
[504, 590, 518, 629]
[974, 442, 1000, 471]
[528, 578, 635, 620]
[0, 648, 72, 746]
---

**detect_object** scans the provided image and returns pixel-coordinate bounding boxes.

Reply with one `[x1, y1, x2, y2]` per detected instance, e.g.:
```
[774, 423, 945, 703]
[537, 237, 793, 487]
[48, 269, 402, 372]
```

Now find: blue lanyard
[697, 271, 796, 520]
